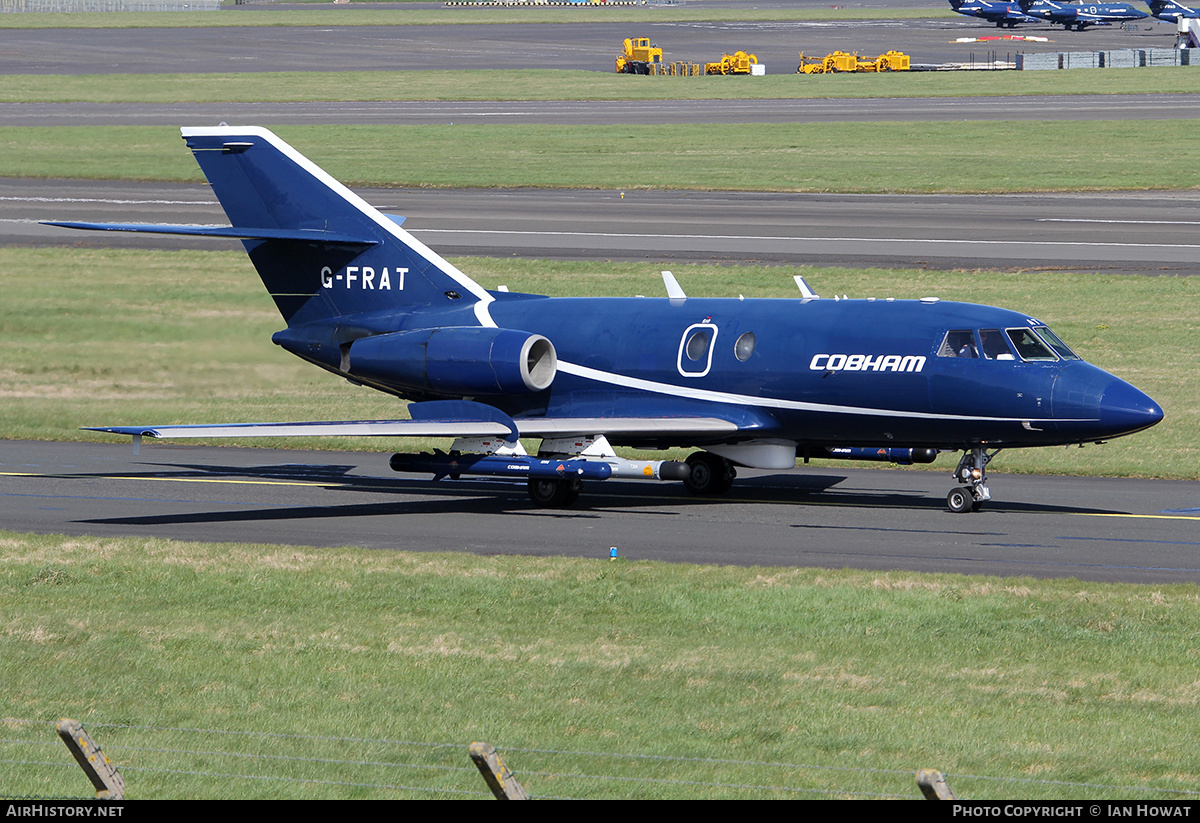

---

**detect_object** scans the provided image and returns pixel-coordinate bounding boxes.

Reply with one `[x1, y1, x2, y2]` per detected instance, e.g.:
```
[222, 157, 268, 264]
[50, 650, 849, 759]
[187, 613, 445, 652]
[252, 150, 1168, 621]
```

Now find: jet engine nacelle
[348, 326, 557, 396]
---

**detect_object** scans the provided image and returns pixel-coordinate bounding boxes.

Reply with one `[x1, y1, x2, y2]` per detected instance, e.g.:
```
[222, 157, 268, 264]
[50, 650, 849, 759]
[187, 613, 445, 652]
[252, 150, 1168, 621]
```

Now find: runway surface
[7, 178, 1200, 274]
[3, 439, 1197, 584]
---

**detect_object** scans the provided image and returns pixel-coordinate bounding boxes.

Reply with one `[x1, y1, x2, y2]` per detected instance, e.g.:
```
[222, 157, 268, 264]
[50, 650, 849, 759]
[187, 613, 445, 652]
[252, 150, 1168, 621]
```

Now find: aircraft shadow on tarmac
[73, 461, 1125, 527]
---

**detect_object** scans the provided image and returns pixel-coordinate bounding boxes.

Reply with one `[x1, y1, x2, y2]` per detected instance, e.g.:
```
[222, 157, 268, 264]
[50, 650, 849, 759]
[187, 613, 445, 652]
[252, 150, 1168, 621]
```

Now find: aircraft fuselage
[273, 293, 1161, 454]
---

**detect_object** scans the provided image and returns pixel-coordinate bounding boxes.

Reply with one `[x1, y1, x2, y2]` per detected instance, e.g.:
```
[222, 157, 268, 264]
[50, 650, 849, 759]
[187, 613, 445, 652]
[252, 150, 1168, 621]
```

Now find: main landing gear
[527, 477, 582, 508]
[682, 452, 737, 496]
[946, 447, 998, 513]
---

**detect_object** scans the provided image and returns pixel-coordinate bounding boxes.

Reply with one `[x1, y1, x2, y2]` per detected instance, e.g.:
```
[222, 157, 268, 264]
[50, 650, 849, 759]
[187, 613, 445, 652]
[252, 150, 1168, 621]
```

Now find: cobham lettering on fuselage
[810, 354, 926, 373]
[50, 126, 1164, 514]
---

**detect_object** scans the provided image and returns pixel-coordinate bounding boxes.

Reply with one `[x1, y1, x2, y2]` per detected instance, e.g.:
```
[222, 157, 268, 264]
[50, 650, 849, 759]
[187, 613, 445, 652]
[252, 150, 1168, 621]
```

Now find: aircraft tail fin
[180, 126, 491, 326]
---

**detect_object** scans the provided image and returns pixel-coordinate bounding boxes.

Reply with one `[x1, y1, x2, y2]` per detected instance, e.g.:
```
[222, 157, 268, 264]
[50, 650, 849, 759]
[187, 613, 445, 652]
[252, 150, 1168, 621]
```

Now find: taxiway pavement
[3, 440, 1197, 584]
[0, 16, 1180, 75]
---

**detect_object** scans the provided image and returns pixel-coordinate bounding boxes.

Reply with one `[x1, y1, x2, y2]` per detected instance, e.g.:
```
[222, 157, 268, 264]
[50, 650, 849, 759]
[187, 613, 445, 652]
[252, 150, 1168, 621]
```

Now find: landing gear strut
[946, 447, 998, 513]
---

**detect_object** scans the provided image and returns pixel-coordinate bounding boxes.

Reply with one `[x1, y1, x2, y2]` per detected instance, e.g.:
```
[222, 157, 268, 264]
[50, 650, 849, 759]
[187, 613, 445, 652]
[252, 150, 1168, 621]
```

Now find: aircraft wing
[84, 417, 741, 441]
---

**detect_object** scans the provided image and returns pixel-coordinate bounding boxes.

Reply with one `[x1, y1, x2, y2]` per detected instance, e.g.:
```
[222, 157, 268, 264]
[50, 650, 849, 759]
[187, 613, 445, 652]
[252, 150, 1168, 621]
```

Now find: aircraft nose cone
[1098, 379, 1163, 437]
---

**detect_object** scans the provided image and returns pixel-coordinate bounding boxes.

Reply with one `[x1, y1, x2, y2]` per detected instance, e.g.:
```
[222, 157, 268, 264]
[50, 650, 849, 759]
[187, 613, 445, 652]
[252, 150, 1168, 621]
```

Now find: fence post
[56, 719, 125, 800]
[916, 768, 956, 800]
[469, 741, 530, 799]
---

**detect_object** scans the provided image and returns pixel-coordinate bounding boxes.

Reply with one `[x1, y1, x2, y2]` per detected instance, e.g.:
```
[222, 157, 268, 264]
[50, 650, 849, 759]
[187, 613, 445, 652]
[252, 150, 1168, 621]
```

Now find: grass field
[6, 67, 1199, 104]
[1, 248, 1191, 479]
[5, 120, 1200, 192]
[4, 532, 1200, 799]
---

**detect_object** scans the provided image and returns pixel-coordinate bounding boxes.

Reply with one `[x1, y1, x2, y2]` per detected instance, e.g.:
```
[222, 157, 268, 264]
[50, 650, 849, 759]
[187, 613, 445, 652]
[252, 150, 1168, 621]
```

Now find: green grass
[0, 248, 1192, 479]
[6, 67, 1197, 104]
[6, 121, 1200, 193]
[0, 6, 956, 30]
[4, 532, 1200, 799]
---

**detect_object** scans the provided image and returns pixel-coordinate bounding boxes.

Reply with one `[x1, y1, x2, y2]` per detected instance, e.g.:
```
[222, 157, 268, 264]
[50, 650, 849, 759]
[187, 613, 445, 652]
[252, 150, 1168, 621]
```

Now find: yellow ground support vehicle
[704, 50, 759, 75]
[874, 50, 911, 72]
[615, 37, 664, 74]
[797, 51, 858, 74]
[797, 50, 910, 74]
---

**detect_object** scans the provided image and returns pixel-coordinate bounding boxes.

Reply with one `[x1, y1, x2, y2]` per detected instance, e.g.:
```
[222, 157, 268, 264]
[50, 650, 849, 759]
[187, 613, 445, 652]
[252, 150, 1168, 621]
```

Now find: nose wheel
[947, 447, 997, 513]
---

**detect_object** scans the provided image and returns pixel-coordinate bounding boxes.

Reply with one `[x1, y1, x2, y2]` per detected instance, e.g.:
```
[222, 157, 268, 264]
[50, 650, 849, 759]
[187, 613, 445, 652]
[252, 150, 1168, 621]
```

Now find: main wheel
[946, 487, 973, 513]
[683, 452, 736, 496]
[528, 478, 581, 508]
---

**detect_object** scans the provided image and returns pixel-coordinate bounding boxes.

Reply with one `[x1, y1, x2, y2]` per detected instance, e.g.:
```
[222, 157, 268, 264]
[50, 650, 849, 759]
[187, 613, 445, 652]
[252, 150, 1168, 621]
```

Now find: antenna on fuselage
[794, 276, 819, 299]
[662, 271, 687, 300]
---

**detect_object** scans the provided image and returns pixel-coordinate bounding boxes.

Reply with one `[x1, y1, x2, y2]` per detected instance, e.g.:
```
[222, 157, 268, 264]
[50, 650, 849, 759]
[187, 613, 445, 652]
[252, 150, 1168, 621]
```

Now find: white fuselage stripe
[556, 361, 1086, 424]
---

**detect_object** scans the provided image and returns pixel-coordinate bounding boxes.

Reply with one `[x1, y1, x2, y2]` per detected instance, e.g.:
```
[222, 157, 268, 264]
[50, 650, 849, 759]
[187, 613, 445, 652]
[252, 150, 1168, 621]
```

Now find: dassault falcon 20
[49, 127, 1163, 513]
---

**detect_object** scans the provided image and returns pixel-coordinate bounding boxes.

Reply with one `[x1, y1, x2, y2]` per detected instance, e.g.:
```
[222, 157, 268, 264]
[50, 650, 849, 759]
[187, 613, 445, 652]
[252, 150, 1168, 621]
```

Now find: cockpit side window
[938, 330, 978, 358]
[1006, 327, 1057, 361]
[1033, 326, 1079, 360]
[979, 329, 1015, 360]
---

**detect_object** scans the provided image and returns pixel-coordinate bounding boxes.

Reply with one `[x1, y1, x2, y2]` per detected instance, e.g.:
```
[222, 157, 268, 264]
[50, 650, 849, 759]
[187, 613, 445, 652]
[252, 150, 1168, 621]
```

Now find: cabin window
[938, 330, 978, 358]
[1033, 326, 1079, 360]
[979, 329, 1015, 360]
[685, 329, 710, 361]
[1006, 327, 1057, 361]
[734, 332, 756, 362]
[677, 323, 717, 377]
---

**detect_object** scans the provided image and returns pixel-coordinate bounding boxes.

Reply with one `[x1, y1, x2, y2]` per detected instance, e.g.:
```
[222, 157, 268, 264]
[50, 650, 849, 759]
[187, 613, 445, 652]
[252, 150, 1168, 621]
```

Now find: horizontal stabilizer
[44, 221, 380, 247]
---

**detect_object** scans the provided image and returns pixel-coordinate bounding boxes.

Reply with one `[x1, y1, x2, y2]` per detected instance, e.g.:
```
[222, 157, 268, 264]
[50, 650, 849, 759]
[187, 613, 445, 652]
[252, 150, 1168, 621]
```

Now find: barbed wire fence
[5, 717, 1200, 800]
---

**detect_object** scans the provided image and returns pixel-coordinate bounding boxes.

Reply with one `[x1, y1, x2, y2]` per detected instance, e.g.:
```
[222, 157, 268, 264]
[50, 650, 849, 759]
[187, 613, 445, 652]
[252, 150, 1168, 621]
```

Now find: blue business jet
[948, 0, 1041, 27]
[1144, 0, 1200, 19]
[49, 127, 1164, 513]
[1019, 0, 1149, 28]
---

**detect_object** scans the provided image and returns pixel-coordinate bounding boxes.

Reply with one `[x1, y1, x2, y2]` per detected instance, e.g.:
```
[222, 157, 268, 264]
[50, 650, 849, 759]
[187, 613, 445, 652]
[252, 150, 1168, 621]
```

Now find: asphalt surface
[8, 178, 1200, 274]
[0, 15, 1181, 75]
[4, 439, 1199, 584]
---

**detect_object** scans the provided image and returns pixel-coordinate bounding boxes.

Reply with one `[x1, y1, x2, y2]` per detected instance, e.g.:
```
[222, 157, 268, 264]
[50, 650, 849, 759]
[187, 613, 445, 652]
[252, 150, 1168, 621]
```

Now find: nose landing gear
[947, 447, 998, 513]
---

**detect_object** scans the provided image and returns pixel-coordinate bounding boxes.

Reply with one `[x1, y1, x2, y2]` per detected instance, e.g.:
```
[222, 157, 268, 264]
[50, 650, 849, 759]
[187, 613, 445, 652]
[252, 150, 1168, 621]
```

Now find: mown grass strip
[6, 67, 1197, 103]
[3, 531, 1199, 799]
[0, 248, 1192, 479]
[5, 121, 1200, 193]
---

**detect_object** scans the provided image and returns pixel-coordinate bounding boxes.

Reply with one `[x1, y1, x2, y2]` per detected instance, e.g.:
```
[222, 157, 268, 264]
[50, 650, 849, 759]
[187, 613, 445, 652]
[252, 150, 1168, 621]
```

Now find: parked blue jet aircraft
[1019, 0, 1149, 28]
[948, 0, 1041, 26]
[1145, 0, 1200, 19]
[49, 127, 1164, 513]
